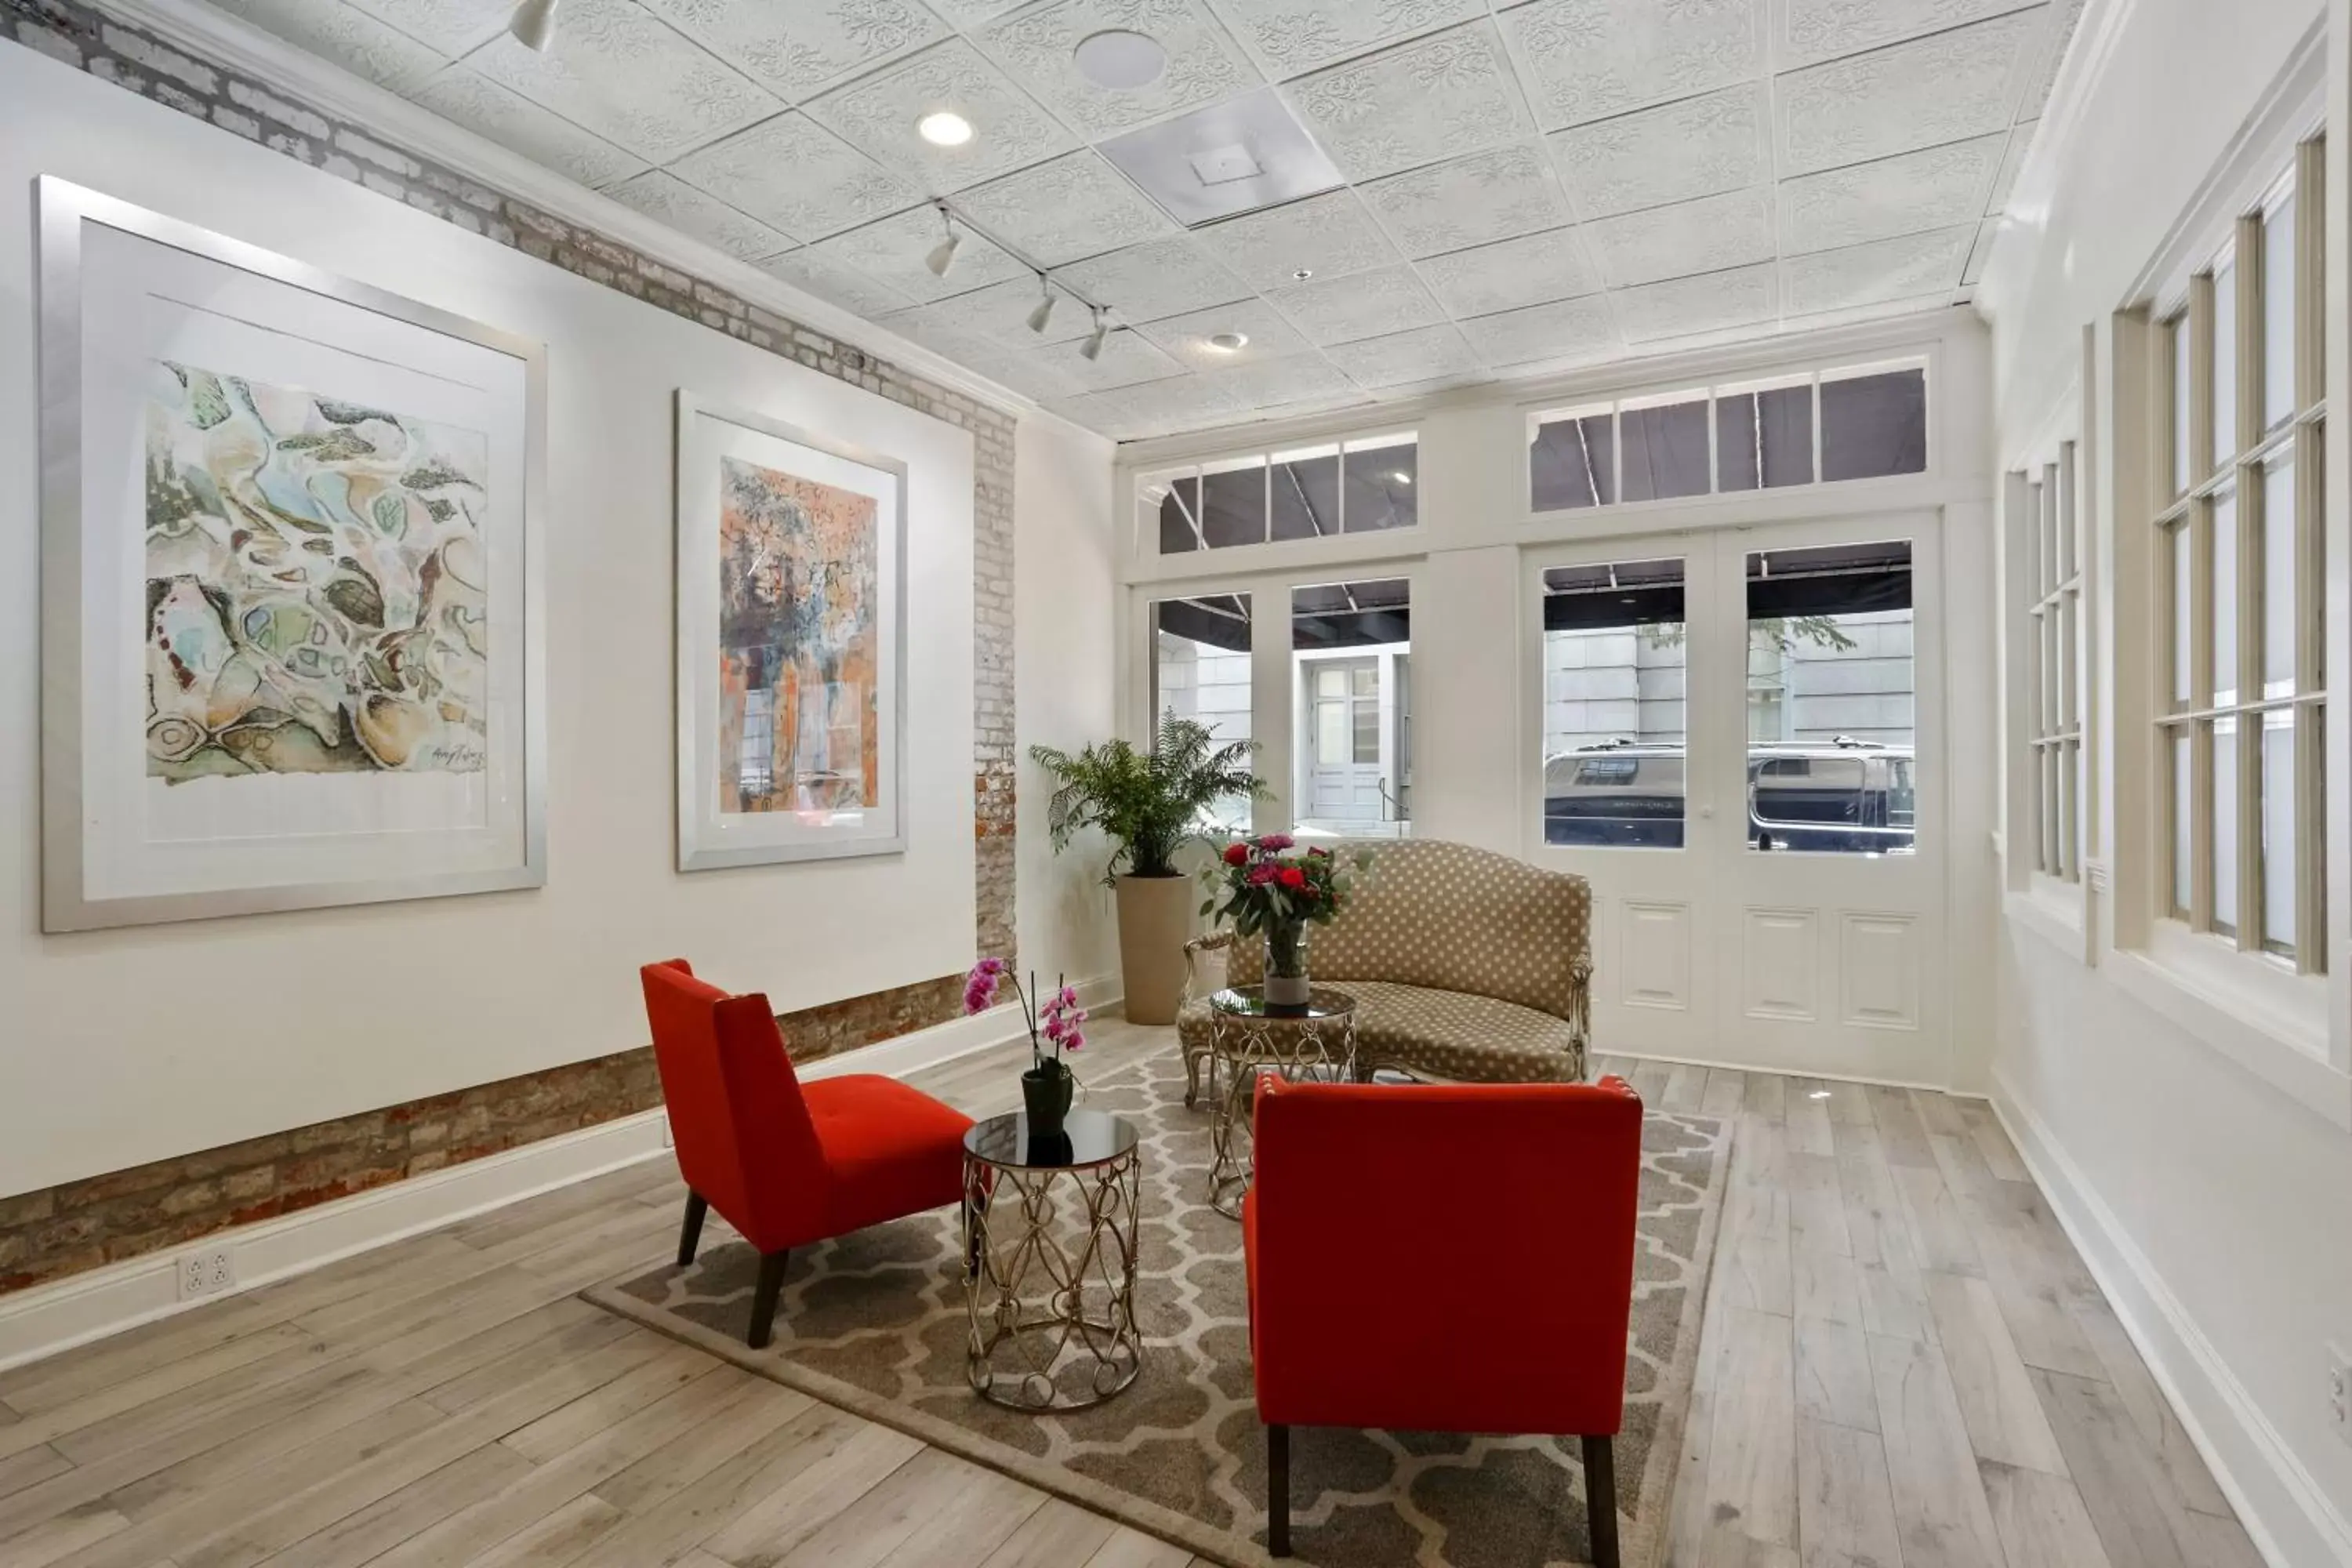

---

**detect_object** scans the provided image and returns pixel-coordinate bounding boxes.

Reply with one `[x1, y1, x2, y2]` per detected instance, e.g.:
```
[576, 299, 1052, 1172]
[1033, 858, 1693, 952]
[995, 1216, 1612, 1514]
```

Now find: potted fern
[1030, 715, 1264, 1025]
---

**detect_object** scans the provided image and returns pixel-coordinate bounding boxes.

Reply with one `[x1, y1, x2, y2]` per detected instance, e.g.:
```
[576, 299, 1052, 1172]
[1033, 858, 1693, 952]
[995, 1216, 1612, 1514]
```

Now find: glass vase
[1263, 920, 1310, 1015]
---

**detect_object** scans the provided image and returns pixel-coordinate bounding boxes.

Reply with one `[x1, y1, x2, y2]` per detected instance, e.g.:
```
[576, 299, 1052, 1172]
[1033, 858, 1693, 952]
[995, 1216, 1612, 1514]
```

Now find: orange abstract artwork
[715, 456, 879, 817]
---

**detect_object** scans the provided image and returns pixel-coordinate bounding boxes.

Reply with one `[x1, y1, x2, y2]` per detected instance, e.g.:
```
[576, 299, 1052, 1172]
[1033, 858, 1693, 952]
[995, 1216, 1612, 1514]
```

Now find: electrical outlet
[176, 1247, 234, 1301]
[2331, 1345, 2351, 1445]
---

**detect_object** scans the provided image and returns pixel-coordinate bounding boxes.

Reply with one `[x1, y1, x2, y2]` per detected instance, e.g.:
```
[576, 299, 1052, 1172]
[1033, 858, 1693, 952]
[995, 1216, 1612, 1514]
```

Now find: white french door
[1527, 513, 1948, 1084]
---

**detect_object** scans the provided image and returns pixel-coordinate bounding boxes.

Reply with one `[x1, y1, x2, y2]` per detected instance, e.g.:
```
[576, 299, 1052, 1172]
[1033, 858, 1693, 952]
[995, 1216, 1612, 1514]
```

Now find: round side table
[961, 1109, 1142, 1411]
[1206, 985, 1358, 1219]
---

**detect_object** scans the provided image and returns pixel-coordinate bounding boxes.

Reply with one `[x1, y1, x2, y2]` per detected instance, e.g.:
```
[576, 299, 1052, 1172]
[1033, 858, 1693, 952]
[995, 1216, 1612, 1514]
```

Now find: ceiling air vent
[1099, 85, 1343, 227]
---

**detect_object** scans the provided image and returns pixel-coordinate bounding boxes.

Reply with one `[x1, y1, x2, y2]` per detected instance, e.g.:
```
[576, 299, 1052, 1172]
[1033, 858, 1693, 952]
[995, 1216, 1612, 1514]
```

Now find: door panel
[1530, 513, 1947, 1084]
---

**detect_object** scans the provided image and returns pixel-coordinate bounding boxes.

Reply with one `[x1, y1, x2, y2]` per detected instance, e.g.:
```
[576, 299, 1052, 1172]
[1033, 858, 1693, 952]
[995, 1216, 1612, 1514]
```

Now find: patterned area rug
[586, 1051, 1730, 1568]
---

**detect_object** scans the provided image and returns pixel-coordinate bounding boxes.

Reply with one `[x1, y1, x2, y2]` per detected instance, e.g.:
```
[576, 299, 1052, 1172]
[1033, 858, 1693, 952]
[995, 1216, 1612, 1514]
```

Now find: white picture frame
[38, 177, 547, 931]
[674, 391, 909, 871]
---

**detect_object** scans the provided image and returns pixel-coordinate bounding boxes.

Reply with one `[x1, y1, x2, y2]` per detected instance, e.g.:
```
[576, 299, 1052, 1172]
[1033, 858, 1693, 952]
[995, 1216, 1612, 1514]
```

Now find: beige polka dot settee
[1175, 838, 1593, 1102]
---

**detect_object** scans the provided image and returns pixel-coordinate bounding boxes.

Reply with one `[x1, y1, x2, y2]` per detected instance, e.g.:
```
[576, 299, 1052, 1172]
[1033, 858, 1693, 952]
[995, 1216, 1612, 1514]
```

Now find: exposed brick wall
[1, 0, 1025, 1294]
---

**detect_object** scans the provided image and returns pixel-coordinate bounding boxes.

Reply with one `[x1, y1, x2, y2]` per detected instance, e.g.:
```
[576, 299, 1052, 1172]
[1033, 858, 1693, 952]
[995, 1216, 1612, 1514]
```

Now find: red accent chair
[1243, 1074, 1646, 1565]
[640, 959, 975, 1349]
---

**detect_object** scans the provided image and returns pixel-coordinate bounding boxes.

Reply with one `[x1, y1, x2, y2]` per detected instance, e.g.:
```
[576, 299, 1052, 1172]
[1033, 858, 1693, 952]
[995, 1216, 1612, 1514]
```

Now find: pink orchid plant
[964, 957, 1086, 1079]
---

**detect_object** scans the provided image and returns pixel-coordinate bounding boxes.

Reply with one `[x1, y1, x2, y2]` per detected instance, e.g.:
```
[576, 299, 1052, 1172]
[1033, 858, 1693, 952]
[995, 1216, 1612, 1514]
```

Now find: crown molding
[85, 0, 1088, 439]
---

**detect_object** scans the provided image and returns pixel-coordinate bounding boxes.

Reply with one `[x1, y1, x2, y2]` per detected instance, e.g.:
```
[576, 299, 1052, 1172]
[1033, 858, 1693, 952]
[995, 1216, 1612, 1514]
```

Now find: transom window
[2154, 140, 2326, 969]
[1528, 358, 1927, 514]
[1141, 431, 1417, 555]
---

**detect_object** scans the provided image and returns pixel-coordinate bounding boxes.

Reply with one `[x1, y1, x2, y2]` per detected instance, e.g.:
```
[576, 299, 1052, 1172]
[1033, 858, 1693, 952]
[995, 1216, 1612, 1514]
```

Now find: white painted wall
[1014, 414, 1120, 984]
[1978, 1, 2352, 1562]
[0, 42, 1117, 1200]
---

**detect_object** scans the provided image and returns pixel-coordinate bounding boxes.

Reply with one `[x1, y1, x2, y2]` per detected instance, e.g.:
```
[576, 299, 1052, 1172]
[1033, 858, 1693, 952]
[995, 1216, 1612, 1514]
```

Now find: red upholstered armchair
[640, 960, 974, 1349]
[1243, 1075, 1645, 1565]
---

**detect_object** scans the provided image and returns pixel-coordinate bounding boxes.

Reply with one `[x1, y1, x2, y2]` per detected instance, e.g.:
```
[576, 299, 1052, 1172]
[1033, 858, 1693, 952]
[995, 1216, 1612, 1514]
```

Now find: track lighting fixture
[924, 205, 961, 278]
[508, 0, 558, 51]
[1025, 274, 1057, 336]
[1080, 307, 1110, 362]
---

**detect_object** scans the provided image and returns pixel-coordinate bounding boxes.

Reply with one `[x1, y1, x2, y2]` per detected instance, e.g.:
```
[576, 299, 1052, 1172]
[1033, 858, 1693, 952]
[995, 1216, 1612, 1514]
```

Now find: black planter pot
[1021, 1064, 1074, 1138]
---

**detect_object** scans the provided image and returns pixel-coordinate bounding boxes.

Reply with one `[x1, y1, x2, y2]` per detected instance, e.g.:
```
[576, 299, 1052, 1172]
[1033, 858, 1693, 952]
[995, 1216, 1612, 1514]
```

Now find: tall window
[1292, 579, 1411, 838]
[2154, 140, 2325, 969]
[1150, 594, 1254, 830]
[2022, 444, 2085, 881]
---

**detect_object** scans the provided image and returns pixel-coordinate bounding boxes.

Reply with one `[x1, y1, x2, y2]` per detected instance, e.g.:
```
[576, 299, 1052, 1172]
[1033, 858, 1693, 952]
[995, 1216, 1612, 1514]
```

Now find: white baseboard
[1989, 1071, 2352, 1568]
[0, 972, 1119, 1374]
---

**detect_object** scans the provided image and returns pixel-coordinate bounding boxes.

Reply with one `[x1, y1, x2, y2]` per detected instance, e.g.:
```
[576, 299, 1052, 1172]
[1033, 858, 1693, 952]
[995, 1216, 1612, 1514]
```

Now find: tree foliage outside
[1030, 713, 1265, 884]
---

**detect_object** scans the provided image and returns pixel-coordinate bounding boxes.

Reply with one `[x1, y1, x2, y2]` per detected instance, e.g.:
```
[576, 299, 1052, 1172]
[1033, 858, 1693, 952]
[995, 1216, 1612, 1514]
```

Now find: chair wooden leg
[1267, 1423, 1291, 1558]
[676, 1191, 708, 1268]
[1581, 1434, 1619, 1568]
[746, 1249, 789, 1349]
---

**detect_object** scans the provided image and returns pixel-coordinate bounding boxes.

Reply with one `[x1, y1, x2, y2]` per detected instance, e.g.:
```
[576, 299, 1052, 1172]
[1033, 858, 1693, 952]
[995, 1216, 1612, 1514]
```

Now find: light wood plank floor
[0, 1023, 2260, 1568]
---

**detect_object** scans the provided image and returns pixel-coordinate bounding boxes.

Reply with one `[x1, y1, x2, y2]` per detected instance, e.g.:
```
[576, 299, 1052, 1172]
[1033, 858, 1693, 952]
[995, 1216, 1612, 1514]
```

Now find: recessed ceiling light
[1207, 331, 1248, 352]
[1073, 28, 1167, 90]
[1291, 267, 1313, 281]
[917, 111, 974, 147]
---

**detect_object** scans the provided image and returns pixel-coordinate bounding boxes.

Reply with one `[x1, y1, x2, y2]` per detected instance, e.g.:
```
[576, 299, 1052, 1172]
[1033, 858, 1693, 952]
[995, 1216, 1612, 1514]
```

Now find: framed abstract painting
[673, 392, 907, 871]
[37, 177, 546, 931]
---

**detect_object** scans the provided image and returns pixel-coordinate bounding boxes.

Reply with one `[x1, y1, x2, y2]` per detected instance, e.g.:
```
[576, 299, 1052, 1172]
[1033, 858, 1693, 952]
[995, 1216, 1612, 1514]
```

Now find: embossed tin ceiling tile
[1281, 20, 1530, 183]
[1779, 132, 2006, 256]
[1501, 0, 1760, 130]
[901, 274, 1097, 347]
[1417, 227, 1598, 318]
[1777, 0, 2031, 68]
[344, 0, 511, 56]
[1455, 294, 1617, 368]
[670, 114, 923, 243]
[1326, 324, 1483, 388]
[1058, 372, 1249, 434]
[604, 170, 795, 261]
[979, 0, 1262, 138]
[210, 0, 448, 93]
[756, 248, 919, 319]
[1613, 262, 1777, 340]
[413, 65, 648, 190]
[2019, 0, 2086, 118]
[1194, 352, 1360, 408]
[1987, 124, 2034, 215]
[1781, 226, 1972, 314]
[810, 205, 1029, 305]
[1205, 0, 1484, 80]
[1193, 189, 1401, 291]
[1359, 143, 1571, 259]
[1775, 10, 2041, 176]
[803, 37, 1076, 192]
[1265, 263, 1448, 347]
[1138, 298, 1312, 368]
[1962, 216, 2004, 285]
[1584, 187, 1776, 289]
[1028, 328, 1192, 394]
[1548, 82, 1763, 220]
[470, 0, 781, 162]
[1057, 237, 1252, 325]
[929, 0, 1025, 24]
[952, 151, 1178, 267]
[636, 0, 946, 103]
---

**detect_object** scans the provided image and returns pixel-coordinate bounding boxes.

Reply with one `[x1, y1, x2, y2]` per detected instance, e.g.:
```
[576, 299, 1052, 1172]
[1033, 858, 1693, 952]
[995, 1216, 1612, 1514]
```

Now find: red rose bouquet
[1200, 834, 1369, 1001]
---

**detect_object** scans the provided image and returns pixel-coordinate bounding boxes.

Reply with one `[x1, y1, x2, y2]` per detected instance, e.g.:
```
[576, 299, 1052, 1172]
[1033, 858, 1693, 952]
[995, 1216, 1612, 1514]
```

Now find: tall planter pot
[1114, 873, 1193, 1025]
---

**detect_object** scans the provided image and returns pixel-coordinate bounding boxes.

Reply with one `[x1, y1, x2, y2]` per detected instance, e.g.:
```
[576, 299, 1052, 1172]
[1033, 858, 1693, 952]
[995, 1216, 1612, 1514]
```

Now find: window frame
[2147, 143, 2328, 978]
[2013, 437, 2087, 892]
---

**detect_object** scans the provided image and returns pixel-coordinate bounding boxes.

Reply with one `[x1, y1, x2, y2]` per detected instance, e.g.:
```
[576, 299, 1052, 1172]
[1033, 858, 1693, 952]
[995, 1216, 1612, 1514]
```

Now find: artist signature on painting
[425, 740, 488, 771]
